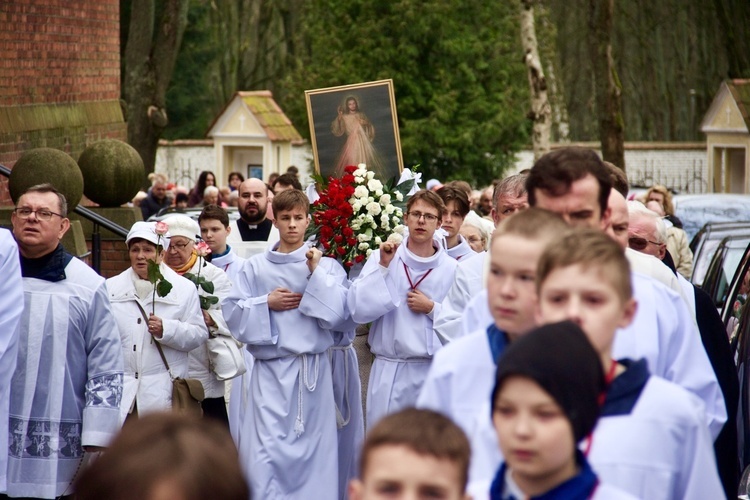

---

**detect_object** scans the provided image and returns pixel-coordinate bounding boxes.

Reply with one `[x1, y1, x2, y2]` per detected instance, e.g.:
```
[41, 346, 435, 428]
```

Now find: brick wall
[89, 239, 130, 279]
[0, 0, 127, 274]
[0, 0, 126, 204]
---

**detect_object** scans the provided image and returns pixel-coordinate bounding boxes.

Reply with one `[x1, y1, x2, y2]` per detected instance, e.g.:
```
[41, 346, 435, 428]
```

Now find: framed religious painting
[305, 79, 404, 182]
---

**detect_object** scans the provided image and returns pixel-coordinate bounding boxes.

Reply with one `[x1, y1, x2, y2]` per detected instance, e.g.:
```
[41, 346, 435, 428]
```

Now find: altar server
[418, 208, 569, 485]
[222, 189, 349, 500]
[535, 229, 723, 499]
[348, 189, 457, 426]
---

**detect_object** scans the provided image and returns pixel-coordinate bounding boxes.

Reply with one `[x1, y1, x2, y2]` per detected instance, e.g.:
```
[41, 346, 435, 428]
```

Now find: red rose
[355, 255, 365, 263]
[342, 174, 355, 185]
[337, 247, 347, 256]
[347, 238, 357, 246]
[344, 165, 357, 174]
[344, 261, 354, 267]
[334, 234, 343, 244]
[343, 227, 354, 237]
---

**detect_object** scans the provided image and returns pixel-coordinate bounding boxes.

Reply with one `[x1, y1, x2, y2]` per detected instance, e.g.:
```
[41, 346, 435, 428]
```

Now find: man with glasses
[347, 190, 458, 427]
[227, 178, 279, 259]
[162, 215, 232, 425]
[5, 184, 123, 499]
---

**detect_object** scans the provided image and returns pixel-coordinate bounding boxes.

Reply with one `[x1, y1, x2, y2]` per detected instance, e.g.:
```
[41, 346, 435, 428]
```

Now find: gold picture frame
[305, 79, 404, 181]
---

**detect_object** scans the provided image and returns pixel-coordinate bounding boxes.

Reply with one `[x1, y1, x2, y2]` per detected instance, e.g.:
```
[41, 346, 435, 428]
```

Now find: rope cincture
[294, 353, 320, 438]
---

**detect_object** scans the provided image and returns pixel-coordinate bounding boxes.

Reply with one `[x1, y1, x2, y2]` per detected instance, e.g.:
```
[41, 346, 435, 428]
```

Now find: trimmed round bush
[10, 148, 84, 210]
[78, 139, 145, 207]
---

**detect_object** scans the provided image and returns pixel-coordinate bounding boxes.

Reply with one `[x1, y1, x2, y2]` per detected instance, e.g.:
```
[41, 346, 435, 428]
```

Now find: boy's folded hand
[306, 247, 323, 274]
[379, 242, 399, 268]
[268, 288, 303, 311]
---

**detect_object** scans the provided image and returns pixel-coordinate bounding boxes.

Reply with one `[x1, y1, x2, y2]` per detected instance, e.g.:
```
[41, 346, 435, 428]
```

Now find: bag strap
[134, 300, 174, 380]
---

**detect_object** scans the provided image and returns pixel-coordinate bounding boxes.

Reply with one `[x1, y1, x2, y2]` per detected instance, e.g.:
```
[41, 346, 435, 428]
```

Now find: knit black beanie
[491, 321, 606, 443]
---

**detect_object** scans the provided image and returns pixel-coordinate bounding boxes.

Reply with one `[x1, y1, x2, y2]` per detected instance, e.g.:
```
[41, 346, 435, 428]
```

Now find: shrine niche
[702, 80, 750, 194]
[207, 91, 303, 183]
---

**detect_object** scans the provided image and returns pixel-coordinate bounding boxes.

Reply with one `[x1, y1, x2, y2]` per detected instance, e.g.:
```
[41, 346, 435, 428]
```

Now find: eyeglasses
[169, 242, 192, 251]
[628, 236, 661, 251]
[407, 211, 440, 223]
[13, 208, 64, 221]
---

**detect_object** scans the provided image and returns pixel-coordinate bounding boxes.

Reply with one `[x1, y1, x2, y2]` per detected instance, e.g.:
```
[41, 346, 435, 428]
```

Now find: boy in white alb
[534, 229, 723, 499]
[418, 208, 569, 485]
[348, 189, 457, 426]
[482, 322, 636, 500]
[222, 190, 349, 499]
[435, 185, 473, 261]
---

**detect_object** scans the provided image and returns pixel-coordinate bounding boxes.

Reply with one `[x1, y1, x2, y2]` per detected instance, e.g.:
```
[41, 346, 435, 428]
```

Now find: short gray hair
[492, 173, 527, 210]
[627, 200, 667, 243]
[21, 183, 68, 217]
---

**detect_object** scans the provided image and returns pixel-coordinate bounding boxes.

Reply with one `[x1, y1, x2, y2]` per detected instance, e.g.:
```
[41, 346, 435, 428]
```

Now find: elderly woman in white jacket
[106, 221, 207, 423]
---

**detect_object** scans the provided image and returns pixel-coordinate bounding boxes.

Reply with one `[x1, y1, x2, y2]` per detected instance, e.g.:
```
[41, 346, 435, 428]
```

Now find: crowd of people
[134, 166, 306, 222]
[0, 146, 732, 500]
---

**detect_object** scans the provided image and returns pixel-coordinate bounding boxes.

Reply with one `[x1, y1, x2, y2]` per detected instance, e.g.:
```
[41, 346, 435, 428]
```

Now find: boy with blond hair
[534, 229, 722, 500]
[418, 207, 569, 485]
[223, 189, 350, 499]
[348, 408, 471, 500]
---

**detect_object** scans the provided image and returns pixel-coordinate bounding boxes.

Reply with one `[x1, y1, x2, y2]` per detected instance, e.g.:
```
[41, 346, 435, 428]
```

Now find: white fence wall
[513, 143, 708, 193]
[157, 141, 709, 194]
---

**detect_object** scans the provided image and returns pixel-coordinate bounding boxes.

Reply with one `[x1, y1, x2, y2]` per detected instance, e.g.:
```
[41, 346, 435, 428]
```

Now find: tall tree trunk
[520, 0, 551, 160]
[123, 0, 190, 177]
[588, 0, 625, 170]
[536, 1, 569, 142]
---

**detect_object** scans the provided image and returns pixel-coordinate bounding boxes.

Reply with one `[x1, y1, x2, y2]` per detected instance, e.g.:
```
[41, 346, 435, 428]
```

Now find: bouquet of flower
[306, 163, 414, 272]
[182, 241, 219, 310]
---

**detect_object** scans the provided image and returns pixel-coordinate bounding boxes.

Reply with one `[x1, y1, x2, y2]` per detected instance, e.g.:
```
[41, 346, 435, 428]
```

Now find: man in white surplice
[6, 184, 123, 499]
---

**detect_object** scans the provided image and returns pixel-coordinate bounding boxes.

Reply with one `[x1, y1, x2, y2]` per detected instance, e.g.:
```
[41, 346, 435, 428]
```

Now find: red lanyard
[584, 359, 618, 457]
[403, 263, 432, 290]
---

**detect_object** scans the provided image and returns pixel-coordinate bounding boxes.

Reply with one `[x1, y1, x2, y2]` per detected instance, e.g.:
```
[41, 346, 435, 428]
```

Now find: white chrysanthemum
[355, 175, 365, 184]
[351, 219, 362, 230]
[366, 248, 373, 257]
[384, 204, 396, 215]
[366, 171, 375, 180]
[379, 194, 391, 206]
[395, 191, 404, 202]
[394, 224, 405, 234]
[365, 214, 374, 224]
[375, 189, 383, 197]
[352, 201, 362, 212]
[387, 233, 404, 245]
[366, 202, 382, 216]
[392, 216, 400, 224]
[367, 179, 383, 192]
[371, 222, 377, 229]
[374, 236, 383, 245]
[357, 232, 372, 242]
[358, 242, 370, 251]
[354, 186, 369, 199]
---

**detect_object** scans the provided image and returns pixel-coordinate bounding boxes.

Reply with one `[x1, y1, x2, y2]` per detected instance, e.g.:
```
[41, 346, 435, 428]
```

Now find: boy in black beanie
[487, 321, 634, 499]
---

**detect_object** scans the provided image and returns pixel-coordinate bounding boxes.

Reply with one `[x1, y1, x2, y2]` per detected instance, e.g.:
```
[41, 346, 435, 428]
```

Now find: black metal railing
[0, 164, 128, 274]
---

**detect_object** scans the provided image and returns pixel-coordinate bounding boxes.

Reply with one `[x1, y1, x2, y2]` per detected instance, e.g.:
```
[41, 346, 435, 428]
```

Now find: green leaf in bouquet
[156, 279, 173, 298]
[311, 173, 328, 189]
[147, 260, 162, 284]
[199, 280, 215, 294]
[199, 295, 219, 310]
[182, 272, 199, 286]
